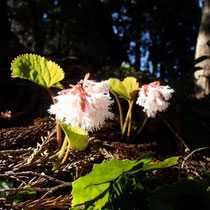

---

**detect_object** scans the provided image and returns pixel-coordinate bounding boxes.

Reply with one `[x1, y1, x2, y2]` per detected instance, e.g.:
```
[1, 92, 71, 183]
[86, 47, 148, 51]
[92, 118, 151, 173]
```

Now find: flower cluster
[136, 81, 174, 118]
[48, 73, 113, 132]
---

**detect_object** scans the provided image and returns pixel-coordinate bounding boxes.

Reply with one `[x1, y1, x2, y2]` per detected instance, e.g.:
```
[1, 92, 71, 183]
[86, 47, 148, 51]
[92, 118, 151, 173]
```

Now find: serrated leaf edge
[10, 53, 65, 82]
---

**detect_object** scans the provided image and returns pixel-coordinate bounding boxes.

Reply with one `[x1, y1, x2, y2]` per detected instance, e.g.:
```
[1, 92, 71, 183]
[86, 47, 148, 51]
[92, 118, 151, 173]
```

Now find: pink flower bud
[136, 81, 174, 118]
[48, 73, 114, 132]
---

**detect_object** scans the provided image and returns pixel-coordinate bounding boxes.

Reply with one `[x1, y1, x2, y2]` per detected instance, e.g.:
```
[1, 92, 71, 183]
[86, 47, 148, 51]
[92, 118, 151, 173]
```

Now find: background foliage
[1, 0, 201, 82]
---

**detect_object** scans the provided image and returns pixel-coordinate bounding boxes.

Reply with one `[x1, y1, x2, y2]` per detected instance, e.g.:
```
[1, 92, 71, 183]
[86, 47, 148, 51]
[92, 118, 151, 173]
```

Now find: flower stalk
[122, 99, 134, 140]
[110, 90, 124, 130]
[136, 116, 148, 136]
[52, 136, 68, 170]
[127, 101, 133, 141]
[46, 87, 62, 150]
[61, 139, 71, 164]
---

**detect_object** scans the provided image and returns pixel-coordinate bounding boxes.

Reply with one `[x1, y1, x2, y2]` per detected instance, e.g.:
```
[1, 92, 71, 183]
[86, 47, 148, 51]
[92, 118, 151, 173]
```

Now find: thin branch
[0, 182, 72, 195]
[0, 174, 27, 185]
[26, 128, 56, 166]
[158, 113, 190, 153]
[0, 187, 50, 193]
[181, 146, 210, 168]
[136, 116, 148, 136]
[13, 195, 72, 209]
[3, 171, 66, 184]
[0, 148, 33, 156]
[40, 182, 72, 199]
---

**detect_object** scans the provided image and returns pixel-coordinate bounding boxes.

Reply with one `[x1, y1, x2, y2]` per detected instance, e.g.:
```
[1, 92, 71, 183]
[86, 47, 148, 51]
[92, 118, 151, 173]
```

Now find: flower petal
[136, 81, 174, 118]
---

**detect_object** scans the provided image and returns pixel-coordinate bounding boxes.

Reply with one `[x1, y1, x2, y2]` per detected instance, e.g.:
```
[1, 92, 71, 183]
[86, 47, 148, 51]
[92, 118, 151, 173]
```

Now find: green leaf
[13, 186, 36, 204]
[94, 190, 110, 209]
[72, 153, 157, 208]
[11, 54, 64, 89]
[73, 154, 150, 193]
[122, 77, 139, 99]
[141, 156, 179, 171]
[71, 157, 145, 207]
[109, 78, 127, 99]
[109, 77, 139, 100]
[126, 153, 154, 174]
[52, 81, 64, 89]
[71, 153, 179, 209]
[108, 78, 121, 92]
[73, 182, 110, 207]
[59, 122, 88, 151]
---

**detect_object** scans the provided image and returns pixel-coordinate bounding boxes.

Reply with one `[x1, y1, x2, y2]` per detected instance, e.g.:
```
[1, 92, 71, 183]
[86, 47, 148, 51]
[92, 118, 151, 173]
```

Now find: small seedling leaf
[59, 122, 88, 151]
[109, 77, 139, 100]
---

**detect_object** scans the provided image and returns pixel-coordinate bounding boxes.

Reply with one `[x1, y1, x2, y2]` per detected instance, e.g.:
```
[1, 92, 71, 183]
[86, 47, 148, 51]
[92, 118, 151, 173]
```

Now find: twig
[3, 171, 66, 184]
[158, 113, 190, 153]
[136, 116, 148, 136]
[181, 146, 210, 169]
[13, 195, 72, 209]
[0, 174, 27, 185]
[0, 148, 33, 156]
[0, 187, 50, 193]
[25, 128, 56, 166]
[0, 182, 72, 195]
[40, 182, 72, 199]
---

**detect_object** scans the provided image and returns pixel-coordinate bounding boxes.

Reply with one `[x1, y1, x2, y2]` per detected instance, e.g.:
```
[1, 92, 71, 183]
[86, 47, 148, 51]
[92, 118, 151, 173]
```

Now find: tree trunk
[194, 0, 210, 98]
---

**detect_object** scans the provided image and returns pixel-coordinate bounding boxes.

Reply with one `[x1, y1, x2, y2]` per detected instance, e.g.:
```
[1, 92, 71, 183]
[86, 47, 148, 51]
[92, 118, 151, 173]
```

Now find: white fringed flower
[136, 81, 174, 118]
[48, 73, 114, 132]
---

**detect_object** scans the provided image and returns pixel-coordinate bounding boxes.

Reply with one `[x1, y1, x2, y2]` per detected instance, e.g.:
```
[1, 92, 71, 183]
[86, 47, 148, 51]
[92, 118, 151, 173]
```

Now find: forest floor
[0, 115, 209, 209]
[0, 74, 209, 209]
